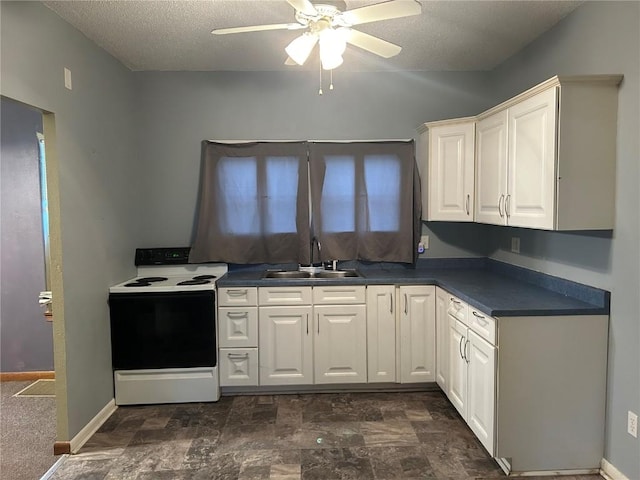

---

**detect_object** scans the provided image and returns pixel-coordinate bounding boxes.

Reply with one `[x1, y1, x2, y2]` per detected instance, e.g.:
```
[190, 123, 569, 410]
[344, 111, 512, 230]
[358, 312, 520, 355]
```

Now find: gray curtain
[189, 141, 311, 264]
[309, 141, 420, 264]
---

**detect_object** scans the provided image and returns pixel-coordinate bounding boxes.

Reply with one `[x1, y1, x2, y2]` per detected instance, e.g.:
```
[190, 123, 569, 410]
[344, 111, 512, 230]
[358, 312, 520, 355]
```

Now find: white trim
[39, 454, 68, 480]
[601, 458, 630, 480]
[69, 399, 117, 453]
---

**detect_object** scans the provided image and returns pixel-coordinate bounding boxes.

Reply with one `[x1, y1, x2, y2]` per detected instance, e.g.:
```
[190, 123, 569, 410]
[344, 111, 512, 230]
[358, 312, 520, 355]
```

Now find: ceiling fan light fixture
[285, 32, 318, 65]
[319, 27, 347, 70]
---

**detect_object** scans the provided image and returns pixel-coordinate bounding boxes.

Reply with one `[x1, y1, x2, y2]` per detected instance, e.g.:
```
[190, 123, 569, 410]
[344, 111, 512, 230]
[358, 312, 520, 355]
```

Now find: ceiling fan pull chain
[318, 61, 323, 95]
[329, 69, 334, 90]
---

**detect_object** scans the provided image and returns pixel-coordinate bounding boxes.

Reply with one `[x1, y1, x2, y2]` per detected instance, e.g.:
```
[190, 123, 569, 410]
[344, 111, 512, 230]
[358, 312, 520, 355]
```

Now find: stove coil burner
[192, 275, 217, 280]
[177, 279, 211, 286]
[124, 276, 168, 287]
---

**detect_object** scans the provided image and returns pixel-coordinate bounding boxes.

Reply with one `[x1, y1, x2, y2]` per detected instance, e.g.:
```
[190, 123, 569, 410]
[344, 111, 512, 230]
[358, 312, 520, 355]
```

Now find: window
[190, 140, 420, 265]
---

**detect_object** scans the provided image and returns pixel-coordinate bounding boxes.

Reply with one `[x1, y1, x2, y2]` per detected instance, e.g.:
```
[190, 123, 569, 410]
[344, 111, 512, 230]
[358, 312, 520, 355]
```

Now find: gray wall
[134, 70, 492, 258]
[0, 2, 142, 439]
[0, 97, 53, 372]
[486, 2, 639, 477]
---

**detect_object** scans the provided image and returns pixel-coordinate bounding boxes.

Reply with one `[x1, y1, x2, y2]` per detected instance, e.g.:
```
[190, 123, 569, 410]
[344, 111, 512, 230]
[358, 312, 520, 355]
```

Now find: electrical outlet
[511, 237, 520, 254]
[628, 410, 638, 438]
[420, 235, 429, 250]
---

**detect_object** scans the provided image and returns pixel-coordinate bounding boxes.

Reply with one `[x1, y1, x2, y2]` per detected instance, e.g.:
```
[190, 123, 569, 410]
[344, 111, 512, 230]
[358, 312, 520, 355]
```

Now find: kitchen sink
[314, 270, 360, 278]
[262, 270, 361, 279]
[263, 271, 313, 279]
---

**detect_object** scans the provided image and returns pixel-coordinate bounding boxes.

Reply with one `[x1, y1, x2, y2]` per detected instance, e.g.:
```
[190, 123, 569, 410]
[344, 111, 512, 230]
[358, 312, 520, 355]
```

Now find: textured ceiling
[43, 0, 583, 72]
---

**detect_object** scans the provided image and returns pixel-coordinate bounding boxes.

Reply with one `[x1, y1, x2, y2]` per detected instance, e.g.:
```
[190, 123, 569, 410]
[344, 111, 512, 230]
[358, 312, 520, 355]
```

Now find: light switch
[64, 68, 72, 90]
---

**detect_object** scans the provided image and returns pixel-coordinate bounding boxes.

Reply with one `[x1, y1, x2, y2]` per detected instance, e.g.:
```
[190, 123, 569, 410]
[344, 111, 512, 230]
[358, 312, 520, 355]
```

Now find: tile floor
[49, 391, 603, 479]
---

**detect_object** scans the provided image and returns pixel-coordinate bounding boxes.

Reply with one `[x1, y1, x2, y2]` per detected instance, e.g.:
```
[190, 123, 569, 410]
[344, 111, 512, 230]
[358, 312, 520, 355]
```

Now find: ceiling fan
[211, 0, 422, 70]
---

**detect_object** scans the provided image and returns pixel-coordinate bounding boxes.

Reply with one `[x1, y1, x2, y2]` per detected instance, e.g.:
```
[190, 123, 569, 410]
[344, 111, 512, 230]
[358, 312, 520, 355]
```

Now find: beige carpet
[14, 379, 55, 397]
[0, 381, 58, 480]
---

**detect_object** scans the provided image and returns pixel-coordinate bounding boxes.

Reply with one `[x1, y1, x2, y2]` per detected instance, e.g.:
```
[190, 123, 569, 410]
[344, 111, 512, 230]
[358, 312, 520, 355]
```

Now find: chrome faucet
[311, 236, 321, 264]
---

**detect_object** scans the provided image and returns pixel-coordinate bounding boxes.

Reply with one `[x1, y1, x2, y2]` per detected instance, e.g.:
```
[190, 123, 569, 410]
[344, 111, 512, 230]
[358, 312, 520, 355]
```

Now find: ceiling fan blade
[344, 28, 402, 58]
[211, 23, 304, 35]
[341, 0, 422, 26]
[287, 0, 318, 16]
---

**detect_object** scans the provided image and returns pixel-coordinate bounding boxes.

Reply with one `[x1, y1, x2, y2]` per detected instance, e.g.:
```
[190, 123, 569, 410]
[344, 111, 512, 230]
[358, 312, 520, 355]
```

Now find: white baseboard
[601, 458, 630, 480]
[70, 398, 117, 453]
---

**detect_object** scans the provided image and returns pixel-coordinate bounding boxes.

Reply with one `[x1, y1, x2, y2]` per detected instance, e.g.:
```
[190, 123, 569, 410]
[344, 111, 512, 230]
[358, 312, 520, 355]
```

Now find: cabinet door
[428, 122, 475, 221]
[475, 110, 508, 226]
[507, 87, 558, 229]
[314, 305, 367, 384]
[399, 286, 436, 383]
[366, 286, 396, 383]
[259, 306, 313, 385]
[448, 317, 467, 418]
[218, 307, 258, 348]
[467, 330, 496, 455]
[219, 348, 258, 386]
[435, 288, 449, 392]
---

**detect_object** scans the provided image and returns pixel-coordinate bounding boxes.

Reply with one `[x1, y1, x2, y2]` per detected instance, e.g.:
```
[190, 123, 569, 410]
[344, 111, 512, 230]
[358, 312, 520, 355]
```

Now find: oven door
[109, 291, 216, 370]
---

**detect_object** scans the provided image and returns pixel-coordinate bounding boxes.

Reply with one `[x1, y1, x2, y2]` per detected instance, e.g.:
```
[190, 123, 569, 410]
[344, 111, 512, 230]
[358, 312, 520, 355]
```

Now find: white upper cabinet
[506, 87, 557, 229]
[418, 118, 476, 222]
[474, 75, 622, 230]
[475, 110, 508, 226]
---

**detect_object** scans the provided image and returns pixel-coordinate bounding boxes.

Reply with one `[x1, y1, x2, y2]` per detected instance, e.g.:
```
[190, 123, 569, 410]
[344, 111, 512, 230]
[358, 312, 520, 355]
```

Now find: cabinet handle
[459, 334, 465, 360]
[227, 353, 249, 359]
[472, 311, 488, 325]
[404, 294, 408, 314]
[317, 313, 320, 334]
[506, 194, 511, 218]
[227, 289, 248, 297]
[450, 297, 461, 305]
[389, 293, 393, 313]
[498, 195, 504, 218]
[466, 194, 470, 215]
[465, 340, 470, 364]
[226, 311, 249, 318]
[306, 314, 309, 335]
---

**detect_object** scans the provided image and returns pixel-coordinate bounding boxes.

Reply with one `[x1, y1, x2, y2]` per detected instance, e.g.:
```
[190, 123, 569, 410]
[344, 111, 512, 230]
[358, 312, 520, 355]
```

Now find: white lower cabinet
[466, 329, 496, 453]
[258, 305, 313, 386]
[435, 287, 449, 391]
[399, 285, 436, 383]
[218, 296, 259, 387]
[314, 304, 367, 384]
[366, 285, 397, 383]
[219, 348, 259, 386]
[446, 293, 496, 455]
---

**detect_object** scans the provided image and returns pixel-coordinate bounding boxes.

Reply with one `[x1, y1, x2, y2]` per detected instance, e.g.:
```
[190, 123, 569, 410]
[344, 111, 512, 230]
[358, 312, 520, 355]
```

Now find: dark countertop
[216, 259, 610, 318]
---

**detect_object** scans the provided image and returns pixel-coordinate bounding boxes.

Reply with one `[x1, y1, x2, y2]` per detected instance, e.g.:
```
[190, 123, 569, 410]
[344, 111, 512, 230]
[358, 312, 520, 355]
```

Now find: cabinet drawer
[219, 348, 258, 386]
[447, 294, 468, 325]
[218, 287, 258, 307]
[313, 285, 366, 304]
[259, 286, 312, 306]
[468, 308, 496, 344]
[218, 307, 258, 347]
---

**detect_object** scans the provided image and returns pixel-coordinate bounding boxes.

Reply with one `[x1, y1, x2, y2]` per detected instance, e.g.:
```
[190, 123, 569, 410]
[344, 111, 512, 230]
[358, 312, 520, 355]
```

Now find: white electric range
[109, 248, 227, 405]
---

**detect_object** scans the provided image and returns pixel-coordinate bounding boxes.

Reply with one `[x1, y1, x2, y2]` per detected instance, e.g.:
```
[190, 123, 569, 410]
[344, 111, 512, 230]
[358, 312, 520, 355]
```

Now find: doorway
[0, 96, 58, 479]
[0, 96, 53, 374]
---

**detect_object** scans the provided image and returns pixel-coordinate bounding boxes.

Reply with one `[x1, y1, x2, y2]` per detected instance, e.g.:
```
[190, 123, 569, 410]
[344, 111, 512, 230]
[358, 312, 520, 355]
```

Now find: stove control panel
[135, 247, 191, 265]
